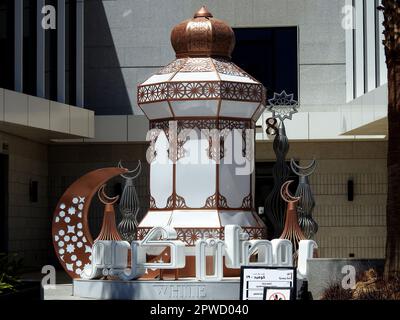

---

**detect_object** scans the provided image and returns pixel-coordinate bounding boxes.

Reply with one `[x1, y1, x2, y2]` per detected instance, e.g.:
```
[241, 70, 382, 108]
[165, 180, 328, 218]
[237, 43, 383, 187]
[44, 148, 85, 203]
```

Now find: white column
[345, 0, 354, 102]
[76, 0, 84, 107]
[365, 0, 376, 93]
[14, 0, 23, 92]
[377, 0, 387, 86]
[354, 0, 365, 98]
[57, 0, 65, 103]
[37, 0, 45, 98]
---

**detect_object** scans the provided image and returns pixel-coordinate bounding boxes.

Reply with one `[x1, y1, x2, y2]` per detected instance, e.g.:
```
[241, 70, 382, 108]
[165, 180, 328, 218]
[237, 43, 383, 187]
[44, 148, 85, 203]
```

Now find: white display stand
[73, 278, 241, 300]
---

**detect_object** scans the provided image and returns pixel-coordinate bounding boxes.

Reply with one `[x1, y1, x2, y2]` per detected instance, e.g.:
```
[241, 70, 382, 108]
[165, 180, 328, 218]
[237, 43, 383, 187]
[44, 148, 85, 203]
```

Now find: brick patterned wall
[0, 131, 49, 267]
[257, 140, 388, 259]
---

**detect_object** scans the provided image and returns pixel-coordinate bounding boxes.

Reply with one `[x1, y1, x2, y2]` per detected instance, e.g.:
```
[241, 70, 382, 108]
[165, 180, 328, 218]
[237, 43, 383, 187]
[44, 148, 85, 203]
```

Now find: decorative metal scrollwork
[290, 159, 318, 239]
[264, 121, 291, 238]
[266, 117, 278, 136]
[279, 180, 306, 256]
[204, 193, 218, 208]
[268, 91, 298, 122]
[264, 91, 299, 239]
[175, 194, 188, 209]
[117, 160, 142, 243]
[241, 194, 253, 209]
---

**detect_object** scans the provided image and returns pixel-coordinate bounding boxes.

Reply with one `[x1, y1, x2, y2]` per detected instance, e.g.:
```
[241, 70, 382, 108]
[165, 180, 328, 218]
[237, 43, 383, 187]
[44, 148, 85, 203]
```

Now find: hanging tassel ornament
[95, 184, 122, 241]
[279, 180, 307, 262]
[290, 159, 319, 239]
[117, 160, 142, 243]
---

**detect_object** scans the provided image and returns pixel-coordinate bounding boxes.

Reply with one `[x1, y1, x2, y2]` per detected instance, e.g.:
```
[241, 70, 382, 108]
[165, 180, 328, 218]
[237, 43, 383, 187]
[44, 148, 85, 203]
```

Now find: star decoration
[268, 90, 299, 121]
[66, 244, 75, 253]
[67, 225, 75, 234]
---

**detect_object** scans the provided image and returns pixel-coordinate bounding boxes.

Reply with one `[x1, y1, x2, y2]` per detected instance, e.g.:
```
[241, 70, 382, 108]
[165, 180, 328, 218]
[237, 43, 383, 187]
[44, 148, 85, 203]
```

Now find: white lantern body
[138, 58, 267, 246]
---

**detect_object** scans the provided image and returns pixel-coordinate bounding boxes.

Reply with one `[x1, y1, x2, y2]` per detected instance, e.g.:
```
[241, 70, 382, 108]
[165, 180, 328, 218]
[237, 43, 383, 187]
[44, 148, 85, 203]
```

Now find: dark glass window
[0, 0, 14, 90]
[23, 0, 37, 95]
[66, 0, 77, 105]
[232, 27, 298, 102]
[45, 0, 58, 100]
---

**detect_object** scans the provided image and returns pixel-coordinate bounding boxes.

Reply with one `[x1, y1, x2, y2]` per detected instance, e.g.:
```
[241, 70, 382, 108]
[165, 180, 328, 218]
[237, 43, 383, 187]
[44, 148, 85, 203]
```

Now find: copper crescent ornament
[95, 184, 122, 242]
[98, 184, 119, 205]
[51, 167, 127, 279]
[280, 180, 300, 203]
[279, 180, 307, 255]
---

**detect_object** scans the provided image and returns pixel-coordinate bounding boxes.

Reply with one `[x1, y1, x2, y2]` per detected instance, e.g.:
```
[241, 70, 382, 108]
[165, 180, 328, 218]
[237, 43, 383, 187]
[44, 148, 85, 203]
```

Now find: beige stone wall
[0, 131, 49, 267]
[256, 140, 387, 259]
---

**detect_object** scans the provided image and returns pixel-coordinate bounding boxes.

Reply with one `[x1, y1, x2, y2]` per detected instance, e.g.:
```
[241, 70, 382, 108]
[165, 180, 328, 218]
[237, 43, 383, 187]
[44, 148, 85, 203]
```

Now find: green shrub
[0, 253, 23, 294]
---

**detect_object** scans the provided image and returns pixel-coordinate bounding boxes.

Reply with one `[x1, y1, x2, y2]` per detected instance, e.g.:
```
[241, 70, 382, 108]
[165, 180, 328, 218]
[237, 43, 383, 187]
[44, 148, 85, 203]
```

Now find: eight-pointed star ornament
[267, 90, 299, 122]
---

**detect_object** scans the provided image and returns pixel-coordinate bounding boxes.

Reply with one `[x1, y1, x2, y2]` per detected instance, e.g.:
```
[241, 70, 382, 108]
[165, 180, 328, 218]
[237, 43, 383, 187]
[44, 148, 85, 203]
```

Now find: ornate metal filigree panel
[204, 193, 218, 208]
[138, 81, 264, 104]
[241, 194, 253, 209]
[149, 196, 157, 210]
[156, 58, 187, 75]
[136, 226, 265, 246]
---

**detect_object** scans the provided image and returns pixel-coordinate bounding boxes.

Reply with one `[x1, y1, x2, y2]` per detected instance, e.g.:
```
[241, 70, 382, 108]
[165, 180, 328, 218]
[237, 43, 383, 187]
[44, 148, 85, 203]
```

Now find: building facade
[0, 0, 388, 268]
[0, 0, 93, 267]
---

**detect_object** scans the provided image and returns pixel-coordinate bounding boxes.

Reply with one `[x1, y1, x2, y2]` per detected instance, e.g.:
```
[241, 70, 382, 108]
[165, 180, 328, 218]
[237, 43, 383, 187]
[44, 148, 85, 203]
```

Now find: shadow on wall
[84, 0, 132, 115]
[47, 144, 150, 268]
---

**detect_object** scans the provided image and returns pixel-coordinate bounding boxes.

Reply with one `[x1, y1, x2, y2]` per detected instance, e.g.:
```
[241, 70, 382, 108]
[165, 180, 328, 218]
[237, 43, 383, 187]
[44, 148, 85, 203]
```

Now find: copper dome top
[171, 6, 236, 59]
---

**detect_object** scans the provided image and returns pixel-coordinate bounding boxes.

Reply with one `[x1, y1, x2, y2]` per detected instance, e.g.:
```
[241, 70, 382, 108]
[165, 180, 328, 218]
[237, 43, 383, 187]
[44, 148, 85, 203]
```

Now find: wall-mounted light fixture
[347, 178, 354, 202]
[29, 180, 39, 203]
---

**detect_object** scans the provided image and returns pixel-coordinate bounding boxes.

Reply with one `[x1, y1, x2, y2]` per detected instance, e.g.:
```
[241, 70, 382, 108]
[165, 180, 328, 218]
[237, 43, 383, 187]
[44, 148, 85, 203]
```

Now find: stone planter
[307, 258, 385, 300]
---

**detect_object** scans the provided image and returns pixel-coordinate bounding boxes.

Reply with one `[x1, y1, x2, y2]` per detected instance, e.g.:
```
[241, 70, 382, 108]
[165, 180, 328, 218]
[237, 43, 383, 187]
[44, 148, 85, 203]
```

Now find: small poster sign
[239, 266, 296, 300]
[263, 287, 293, 300]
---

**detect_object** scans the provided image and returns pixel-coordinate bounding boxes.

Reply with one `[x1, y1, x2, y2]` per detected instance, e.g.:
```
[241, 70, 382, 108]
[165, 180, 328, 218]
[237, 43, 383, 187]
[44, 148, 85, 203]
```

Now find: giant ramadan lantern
[51, 7, 320, 299]
[136, 7, 267, 270]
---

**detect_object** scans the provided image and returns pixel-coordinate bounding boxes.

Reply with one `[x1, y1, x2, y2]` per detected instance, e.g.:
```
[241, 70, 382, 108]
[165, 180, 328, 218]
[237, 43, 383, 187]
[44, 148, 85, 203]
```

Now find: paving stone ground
[22, 270, 93, 300]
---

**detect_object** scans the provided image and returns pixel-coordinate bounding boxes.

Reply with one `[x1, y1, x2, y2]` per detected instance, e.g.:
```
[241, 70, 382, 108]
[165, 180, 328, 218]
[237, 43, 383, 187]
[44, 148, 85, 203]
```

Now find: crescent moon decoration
[279, 180, 307, 259]
[290, 159, 319, 239]
[98, 184, 119, 205]
[51, 167, 127, 279]
[290, 159, 317, 177]
[95, 184, 122, 242]
[118, 160, 142, 179]
[280, 180, 300, 203]
[117, 160, 142, 243]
